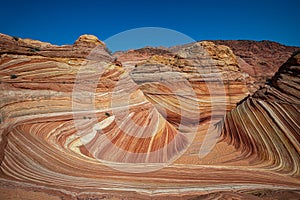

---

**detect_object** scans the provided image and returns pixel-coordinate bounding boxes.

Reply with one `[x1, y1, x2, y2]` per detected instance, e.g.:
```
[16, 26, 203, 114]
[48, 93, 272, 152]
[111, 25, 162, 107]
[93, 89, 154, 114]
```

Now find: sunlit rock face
[0, 33, 299, 200]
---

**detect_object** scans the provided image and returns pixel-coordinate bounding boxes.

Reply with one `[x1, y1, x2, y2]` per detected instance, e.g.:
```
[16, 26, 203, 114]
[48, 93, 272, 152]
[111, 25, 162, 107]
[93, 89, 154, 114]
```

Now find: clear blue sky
[1, 0, 299, 51]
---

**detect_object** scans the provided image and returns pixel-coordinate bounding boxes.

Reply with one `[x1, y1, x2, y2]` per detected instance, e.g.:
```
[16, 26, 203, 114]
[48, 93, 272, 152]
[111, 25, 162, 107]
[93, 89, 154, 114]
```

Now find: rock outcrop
[0, 33, 299, 199]
[221, 51, 300, 176]
[0, 33, 111, 61]
[210, 40, 300, 92]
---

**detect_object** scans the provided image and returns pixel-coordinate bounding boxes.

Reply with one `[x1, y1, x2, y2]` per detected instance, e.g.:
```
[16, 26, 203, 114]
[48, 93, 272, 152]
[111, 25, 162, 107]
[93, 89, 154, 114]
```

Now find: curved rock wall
[221, 52, 300, 176]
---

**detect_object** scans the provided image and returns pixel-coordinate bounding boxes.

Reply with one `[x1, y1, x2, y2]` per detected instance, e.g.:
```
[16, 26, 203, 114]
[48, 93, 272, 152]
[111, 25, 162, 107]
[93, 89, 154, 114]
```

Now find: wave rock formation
[0, 33, 299, 199]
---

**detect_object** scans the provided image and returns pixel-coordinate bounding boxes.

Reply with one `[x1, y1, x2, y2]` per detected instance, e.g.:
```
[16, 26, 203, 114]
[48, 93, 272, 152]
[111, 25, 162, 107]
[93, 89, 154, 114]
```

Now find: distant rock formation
[210, 40, 299, 92]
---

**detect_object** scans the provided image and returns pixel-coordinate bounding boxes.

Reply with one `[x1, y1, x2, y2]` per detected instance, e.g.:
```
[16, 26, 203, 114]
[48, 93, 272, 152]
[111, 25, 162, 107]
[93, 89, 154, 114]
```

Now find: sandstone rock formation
[0, 33, 111, 61]
[0, 33, 299, 199]
[115, 40, 300, 94]
[221, 51, 300, 176]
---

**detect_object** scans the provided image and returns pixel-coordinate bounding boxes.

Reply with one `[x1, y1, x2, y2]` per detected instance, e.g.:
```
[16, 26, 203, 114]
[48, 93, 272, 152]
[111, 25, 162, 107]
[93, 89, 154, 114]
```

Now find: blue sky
[1, 0, 299, 51]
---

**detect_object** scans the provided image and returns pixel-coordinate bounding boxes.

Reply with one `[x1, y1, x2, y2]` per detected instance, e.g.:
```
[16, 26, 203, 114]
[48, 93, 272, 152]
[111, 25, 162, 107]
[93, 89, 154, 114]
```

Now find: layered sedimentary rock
[0, 33, 111, 61]
[0, 33, 299, 199]
[115, 40, 300, 94]
[221, 51, 300, 176]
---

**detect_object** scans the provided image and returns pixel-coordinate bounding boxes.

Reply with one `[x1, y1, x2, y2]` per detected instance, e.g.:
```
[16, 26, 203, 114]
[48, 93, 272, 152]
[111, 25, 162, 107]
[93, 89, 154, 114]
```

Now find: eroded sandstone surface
[0, 33, 299, 199]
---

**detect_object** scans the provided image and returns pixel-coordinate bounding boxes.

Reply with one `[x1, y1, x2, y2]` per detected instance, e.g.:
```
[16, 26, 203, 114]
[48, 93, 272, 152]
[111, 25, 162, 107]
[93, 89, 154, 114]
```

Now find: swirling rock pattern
[0, 33, 299, 199]
[221, 52, 300, 176]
